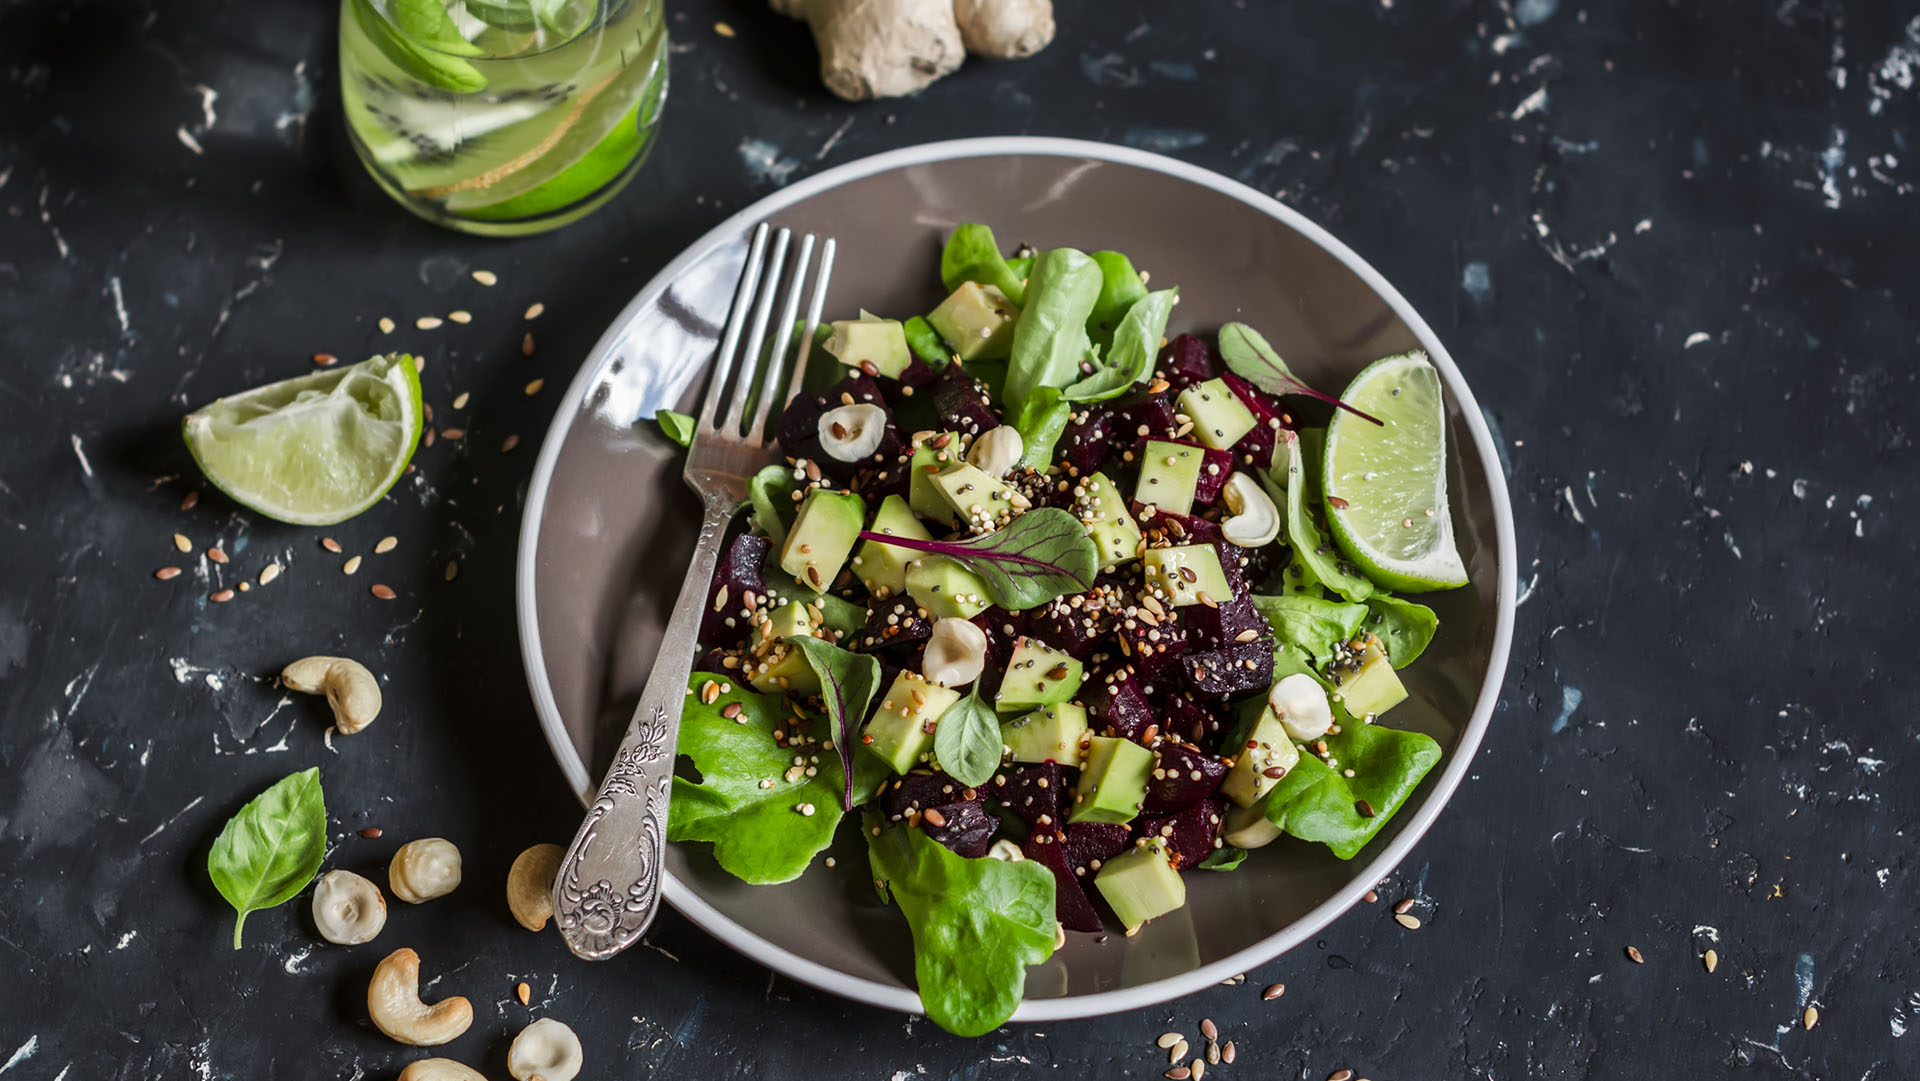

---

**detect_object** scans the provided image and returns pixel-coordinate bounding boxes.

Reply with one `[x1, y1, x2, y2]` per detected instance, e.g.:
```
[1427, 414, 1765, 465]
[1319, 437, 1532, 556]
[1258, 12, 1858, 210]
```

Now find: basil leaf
[348, 0, 487, 92]
[1196, 845, 1248, 871]
[903, 315, 950, 367]
[1085, 250, 1148, 348]
[1009, 385, 1071, 468]
[207, 767, 327, 949]
[1260, 705, 1441, 859]
[1365, 594, 1439, 668]
[746, 463, 795, 546]
[1065, 287, 1177, 403]
[1262, 430, 1373, 603]
[465, 0, 537, 30]
[791, 637, 883, 811]
[1218, 322, 1381, 425]
[866, 820, 1056, 1036]
[856, 507, 1098, 611]
[932, 684, 1001, 788]
[940, 223, 1027, 306]
[656, 409, 696, 447]
[1001, 248, 1103, 414]
[1251, 593, 1368, 664]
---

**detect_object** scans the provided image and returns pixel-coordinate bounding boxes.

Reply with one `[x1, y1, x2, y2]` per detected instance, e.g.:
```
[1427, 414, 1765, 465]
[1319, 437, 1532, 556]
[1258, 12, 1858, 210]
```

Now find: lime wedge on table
[182, 354, 423, 526]
[1321, 352, 1469, 593]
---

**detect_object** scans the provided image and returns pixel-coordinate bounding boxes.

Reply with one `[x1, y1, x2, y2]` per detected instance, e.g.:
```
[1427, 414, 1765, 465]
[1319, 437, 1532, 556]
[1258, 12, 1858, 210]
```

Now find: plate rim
[515, 134, 1517, 1022]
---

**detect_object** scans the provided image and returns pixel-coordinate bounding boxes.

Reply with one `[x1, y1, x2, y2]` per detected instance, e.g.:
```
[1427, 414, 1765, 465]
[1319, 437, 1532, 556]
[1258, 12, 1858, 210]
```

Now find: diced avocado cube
[864, 671, 961, 774]
[855, 494, 933, 597]
[1177, 378, 1257, 450]
[1000, 702, 1089, 764]
[1070, 735, 1154, 824]
[825, 310, 913, 379]
[1134, 440, 1204, 516]
[907, 433, 965, 526]
[1328, 633, 1408, 719]
[760, 600, 815, 644]
[927, 281, 1020, 362]
[931, 462, 1023, 533]
[747, 642, 821, 696]
[1077, 471, 1142, 571]
[1219, 705, 1301, 807]
[1141, 543, 1234, 607]
[1095, 839, 1187, 933]
[995, 637, 1085, 713]
[779, 488, 866, 591]
[904, 555, 992, 620]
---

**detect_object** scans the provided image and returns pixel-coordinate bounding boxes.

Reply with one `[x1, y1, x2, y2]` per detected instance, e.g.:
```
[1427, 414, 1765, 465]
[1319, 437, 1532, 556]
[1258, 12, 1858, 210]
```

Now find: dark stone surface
[2, 0, 1915, 1077]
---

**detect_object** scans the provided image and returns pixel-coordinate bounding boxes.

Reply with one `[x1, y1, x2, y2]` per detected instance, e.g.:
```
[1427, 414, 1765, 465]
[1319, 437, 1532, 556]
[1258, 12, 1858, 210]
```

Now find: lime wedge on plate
[1321, 352, 1469, 593]
[182, 354, 423, 526]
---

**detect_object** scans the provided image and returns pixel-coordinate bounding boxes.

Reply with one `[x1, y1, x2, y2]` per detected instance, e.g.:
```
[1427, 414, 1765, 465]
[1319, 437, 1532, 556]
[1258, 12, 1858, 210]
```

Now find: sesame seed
[172, 533, 192, 553]
[524, 302, 545, 320]
[1703, 949, 1718, 973]
[342, 556, 362, 575]
[258, 564, 281, 586]
[452, 391, 470, 410]
[210, 589, 235, 603]
[1394, 913, 1422, 930]
[472, 269, 498, 286]
[370, 584, 396, 599]
[1625, 945, 1644, 963]
[311, 352, 337, 366]
[155, 566, 182, 580]
[416, 316, 443, 330]
[378, 317, 395, 334]
[414, 355, 425, 372]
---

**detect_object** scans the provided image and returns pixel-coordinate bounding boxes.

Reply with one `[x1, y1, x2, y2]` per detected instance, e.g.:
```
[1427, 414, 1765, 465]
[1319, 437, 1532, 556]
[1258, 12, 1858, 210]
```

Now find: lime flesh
[182, 354, 423, 526]
[1321, 352, 1469, 593]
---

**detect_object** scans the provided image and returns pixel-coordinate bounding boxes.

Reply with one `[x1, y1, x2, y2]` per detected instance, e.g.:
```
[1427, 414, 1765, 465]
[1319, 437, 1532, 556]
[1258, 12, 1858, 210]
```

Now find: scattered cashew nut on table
[368, 947, 473, 1046]
[311, 869, 386, 945]
[397, 1060, 490, 1081]
[506, 843, 565, 932]
[389, 838, 463, 903]
[281, 655, 382, 734]
[508, 1017, 584, 1081]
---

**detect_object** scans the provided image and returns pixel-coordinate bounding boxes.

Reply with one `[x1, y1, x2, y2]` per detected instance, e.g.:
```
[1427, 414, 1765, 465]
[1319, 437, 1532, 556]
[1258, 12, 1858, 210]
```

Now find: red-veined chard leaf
[790, 637, 883, 811]
[1218, 321, 1383, 425]
[856, 507, 1097, 611]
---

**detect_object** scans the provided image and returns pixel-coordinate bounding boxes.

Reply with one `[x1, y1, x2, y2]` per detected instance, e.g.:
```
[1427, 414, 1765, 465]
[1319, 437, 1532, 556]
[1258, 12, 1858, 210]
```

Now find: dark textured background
[2, 0, 1915, 1077]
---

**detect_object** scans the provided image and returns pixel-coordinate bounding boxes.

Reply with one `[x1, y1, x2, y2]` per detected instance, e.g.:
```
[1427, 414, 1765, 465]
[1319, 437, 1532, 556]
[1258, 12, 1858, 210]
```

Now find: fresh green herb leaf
[1251, 593, 1368, 664]
[1006, 254, 1034, 283]
[1260, 706, 1441, 859]
[791, 637, 883, 810]
[656, 409, 696, 447]
[348, 0, 487, 92]
[1001, 248, 1103, 413]
[866, 820, 1056, 1036]
[1009, 385, 1072, 468]
[1364, 594, 1439, 668]
[533, 0, 593, 38]
[1065, 288, 1178, 403]
[940, 224, 1027, 306]
[1262, 429, 1373, 603]
[1196, 845, 1248, 871]
[1085, 251, 1148, 348]
[932, 684, 1001, 787]
[746, 463, 795, 546]
[207, 767, 327, 949]
[464, 0, 537, 31]
[857, 507, 1097, 611]
[1218, 321, 1381, 425]
[904, 316, 950, 367]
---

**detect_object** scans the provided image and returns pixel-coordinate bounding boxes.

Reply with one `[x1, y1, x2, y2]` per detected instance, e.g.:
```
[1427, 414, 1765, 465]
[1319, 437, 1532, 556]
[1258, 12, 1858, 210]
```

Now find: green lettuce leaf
[1260, 709, 1441, 859]
[1251, 593, 1367, 664]
[1365, 594, 1439, 668]
[1196, 845, 1247, 871]
[1085, 250, 1148, 348]
[940, 224, 1027, 306]
[746, 464, 796, 546]
[1010, 385, 1072, 468]
[655, 409, 696, 447]
[1065, 288, 1177, 403]
[904, 315, 950, 367]
[1263, 428, 1373, 603]
[867, 821, 1056, 1036]
[1001, 248, 1102, 413]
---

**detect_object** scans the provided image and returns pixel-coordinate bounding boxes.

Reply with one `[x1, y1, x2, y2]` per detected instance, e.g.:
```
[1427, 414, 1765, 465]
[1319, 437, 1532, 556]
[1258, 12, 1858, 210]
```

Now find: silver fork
[553, 223, 837, 961]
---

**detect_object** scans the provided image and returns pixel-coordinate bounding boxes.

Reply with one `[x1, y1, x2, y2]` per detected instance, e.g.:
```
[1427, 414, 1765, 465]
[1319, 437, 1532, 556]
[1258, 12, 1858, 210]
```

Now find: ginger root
[773, 0, 1055, 101]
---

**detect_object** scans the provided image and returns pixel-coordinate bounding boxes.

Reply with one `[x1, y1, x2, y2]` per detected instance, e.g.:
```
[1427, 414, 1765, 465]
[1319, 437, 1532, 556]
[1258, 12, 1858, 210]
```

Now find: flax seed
[1234, 629, 1259, 642]
[1625, 945, 1644, 963]
[522, 332, 536, 355]
[258, 564, 281, 586]
[416, 316, 443, 330]
[424, 428, 437, 448]
[447, 310, 472, 324]
[525, 378, 545, 395]
[524, 302, 545, 320]
[722, 702, 743, 719]
[1395, 913, 1422, 930]
[1200, 1019, 1217, 1042]
[414, 355, 425, 372]
[374, 536, 398, 554]
[1206, 1043, 1220, 1066]
[322, 537, 343, 553]
[359, 826, 383, 838]
[1222, 1042, 1236, 1065]
[370, 584, 396, 599]
[516, 981, 531, 1005]
[343, 555, 363, 575]
[1328, 1071, 1354, 1081]
[155, 566, 182, 580]
[1165, 1070, 1190, 1081]
[210, 589, 235, 603]
[1191, 1060, 1204, 1081]
[206, 547, 228, 563]
[1394, 897, 1415, 914]
[172, 533, 192, 553]
[442, 428, 465, 439]
[180, 490, 200, 510]
[501, 434, 520, 452]
[312, 352, 337, 366]
[1703, 949, 1718, 973]
[1156, 1033, 1184, 1049]
[452, 391, 470, 410]
[923, 808, 947, 828]
[1803, 1006, 1818, 1030]
[471, 269, 498, 286]
[1262, 983, 1285, 1000]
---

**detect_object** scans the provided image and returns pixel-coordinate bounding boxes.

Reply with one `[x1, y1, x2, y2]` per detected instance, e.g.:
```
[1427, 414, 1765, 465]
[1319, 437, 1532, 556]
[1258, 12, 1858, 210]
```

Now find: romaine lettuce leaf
[940, 223, 1027, 306]
[1001, 248, 1102, 413]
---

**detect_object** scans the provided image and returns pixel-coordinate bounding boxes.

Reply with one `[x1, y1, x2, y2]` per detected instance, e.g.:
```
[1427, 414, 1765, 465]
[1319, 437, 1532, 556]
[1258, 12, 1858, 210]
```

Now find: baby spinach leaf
[746, 463, 796, 545]
[932, 684, 1001, 788]
[1196, 845, 1248, 871]
[207, 767, 327, 949]
[1260, 708, 1441, 859]
[1006, 254, 1034, 283]
[1065, 288, 1178, 403]
[1010, 385, 1072, 468]
[1001, 248, 1103, 413]
[791, 637, 883, 811]
[904, 315, 950, 367]
[857, 507, 1098, 611]
[1251, 593, 1368, 664]
[1262, 429, 1373, 603]
[1365, 594, 1439, 668]
[1218, 321, 1381, 425]
[1085, 250, 1148, 348]
[655, 409, 696, 447]
[940, 224, 1027, 306]
[866, 820, 1056, 1036]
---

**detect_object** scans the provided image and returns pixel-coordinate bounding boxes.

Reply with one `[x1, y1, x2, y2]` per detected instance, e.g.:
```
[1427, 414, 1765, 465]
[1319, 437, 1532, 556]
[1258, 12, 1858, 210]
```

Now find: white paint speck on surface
[737, 138, 800, 187]
[1634, 218, 1653, 233]
[176, 126, 204, 155]
[1684, 332, 1712, 348]
[1510, 86, 1549, 120]
[283, 945, 313, 974]
[69, 434, 93, 477]
[109, 276, 130, 334]
[0, 1037, 38, 1075]
[1551, 685, 1583, 733]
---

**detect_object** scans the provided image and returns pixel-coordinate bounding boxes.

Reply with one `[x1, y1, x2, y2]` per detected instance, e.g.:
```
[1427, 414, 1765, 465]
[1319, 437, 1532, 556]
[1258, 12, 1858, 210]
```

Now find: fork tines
[698, 223, 838, 443]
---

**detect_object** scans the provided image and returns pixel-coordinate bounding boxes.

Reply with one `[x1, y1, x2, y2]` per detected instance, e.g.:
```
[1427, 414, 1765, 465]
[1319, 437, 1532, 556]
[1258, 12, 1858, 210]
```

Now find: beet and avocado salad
[658, 223, 1469, 1035]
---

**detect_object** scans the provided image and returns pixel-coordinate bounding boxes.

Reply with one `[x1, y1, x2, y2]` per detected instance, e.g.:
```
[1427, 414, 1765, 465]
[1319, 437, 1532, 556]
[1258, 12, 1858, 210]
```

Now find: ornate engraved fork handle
[553, 491, 735, 960]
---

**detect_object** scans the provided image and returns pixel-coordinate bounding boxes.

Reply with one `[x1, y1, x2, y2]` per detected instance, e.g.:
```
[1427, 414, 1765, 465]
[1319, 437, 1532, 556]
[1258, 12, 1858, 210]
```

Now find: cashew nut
[368, 947, 473, 1046]
[922, 617, 988, 687]
[508, 1017, 584, 1081]
[964, 424, 1023, 477]
[506, 843, 565, 932]
[398, 1060, 491, 1081]
[312, 869, 387, 945]
[817, 403, 888, 462]
[282, 655, 382, 734]
[389, 838, 463, 903]
[986, 838, 1025, 862]
[1268, 672, 1334, 741]
[1221, 802, 1284, 850]
[1219, 473, 1281, 548]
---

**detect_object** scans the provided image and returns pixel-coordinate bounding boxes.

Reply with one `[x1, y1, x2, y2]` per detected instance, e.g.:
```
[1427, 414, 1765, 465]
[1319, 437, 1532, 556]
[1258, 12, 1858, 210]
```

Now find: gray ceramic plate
[516, 137, 1516, 1021]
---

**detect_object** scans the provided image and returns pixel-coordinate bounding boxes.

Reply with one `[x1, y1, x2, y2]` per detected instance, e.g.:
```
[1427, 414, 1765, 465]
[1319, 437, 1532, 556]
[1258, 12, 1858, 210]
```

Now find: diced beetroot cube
[1023, 830, 1105, 933]
[970, 611, 1022, 700]
[1126, 438, 1234, 507]
[1158, 692, 1224, 744]
[1182, 596, 1266, 649]
[929, 365, 998, 438]
[1220, 371, 1289, 474]
[850, 597, 933, 654]
[1111, 392, 1179, 443]
[923, 800, 998, 859]
[778, 374, 900, 485]
[1024, 591, 1111, 658]
[881, 358, 939, 403]
[1183, 639, 1275, 699]
[1116, 609, 1188, 681]
[880, 771, 978, 821]
[1133, 798, 1228, 869]
[994, 762, 1065, 829]
[693, 647, 730, 674]
[1132, 503, 1225, 546]
[1159, 333, 1221, 390]
[1142, 742, 1230, 813]
[1085, 657, 1154, 741]
[699, 532, 771, 648]
[1219, 371, 1288, 430]
[1058, 406, 1114, 474]
[1059, 821, 1133, 876]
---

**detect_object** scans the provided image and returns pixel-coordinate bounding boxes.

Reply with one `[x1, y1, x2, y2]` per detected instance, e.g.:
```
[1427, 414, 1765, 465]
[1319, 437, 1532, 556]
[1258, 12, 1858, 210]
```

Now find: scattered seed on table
[155, 566, 182, 580]
[471, 269, 498, 286]
[1190, 1059, 1204, 1081]
[1625, 945, 1645, 963]
[312, 352, 337, 366]
[1200, 1018, 1217, 1041]
[424, 428, 437, 447]
[413, 355, 425, 372]
[1164, 1069, 1190, 1081]
[1393, 898, 1416, 915]
[172, 533, 192, 553]
[1222, 1042, 1236, 1065]
[1703, 949, 1719, 973]
[370, 583, 396, 599]
[258, 564, 281, 586]
[359, 827, 383, 838]
[714, 20, 735, 36]
[1328, 1071, 1354, 1081]
[322, 537, 343, 553]
[452, 391, 470, 410]
[1262, 983, 1285, 1000]
[1167, 1040, 1188, 1064]
[207, 547, 228, 564]
[375, 536, 398, 554]
[238, 581, 251, 592]
[1803, 1006, 1818, 1030]
[1206, 1042, 1220, 1065]
[424, 403, 434, 423]
[501, 434, 520, 452]
[524, 378, 545, 395]
[522, 332, 536, 355]
[442, 428, 465, 439]
[1157, 1033, 1183, 1050]
[1395, 913, 1422, 930]
[416, 315, 443, 330]
[524, 302, 545, 320]
[378, 317, 395, 334]
[445, 560, 460, 581]
[447, 310, 472, 324]
[1363, 889, 1379, 903]
[180, 490, 199, 510]
[516, 981, 531, 1005]
[342, 555, 363, 575]
[210, 589, 235, 603]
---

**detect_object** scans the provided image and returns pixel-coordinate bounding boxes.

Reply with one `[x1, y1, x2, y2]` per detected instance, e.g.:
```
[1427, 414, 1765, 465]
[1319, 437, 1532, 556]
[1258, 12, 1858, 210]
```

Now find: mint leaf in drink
[931, 684, 1001, 788]
[348, 0, 487, 93]
[207, 767, 328, 949]
[790, 637, 883, 811]
[856, 507, 1098, 611]
[1218, 321, 1381, 425]
[465, 0, 537, 31]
